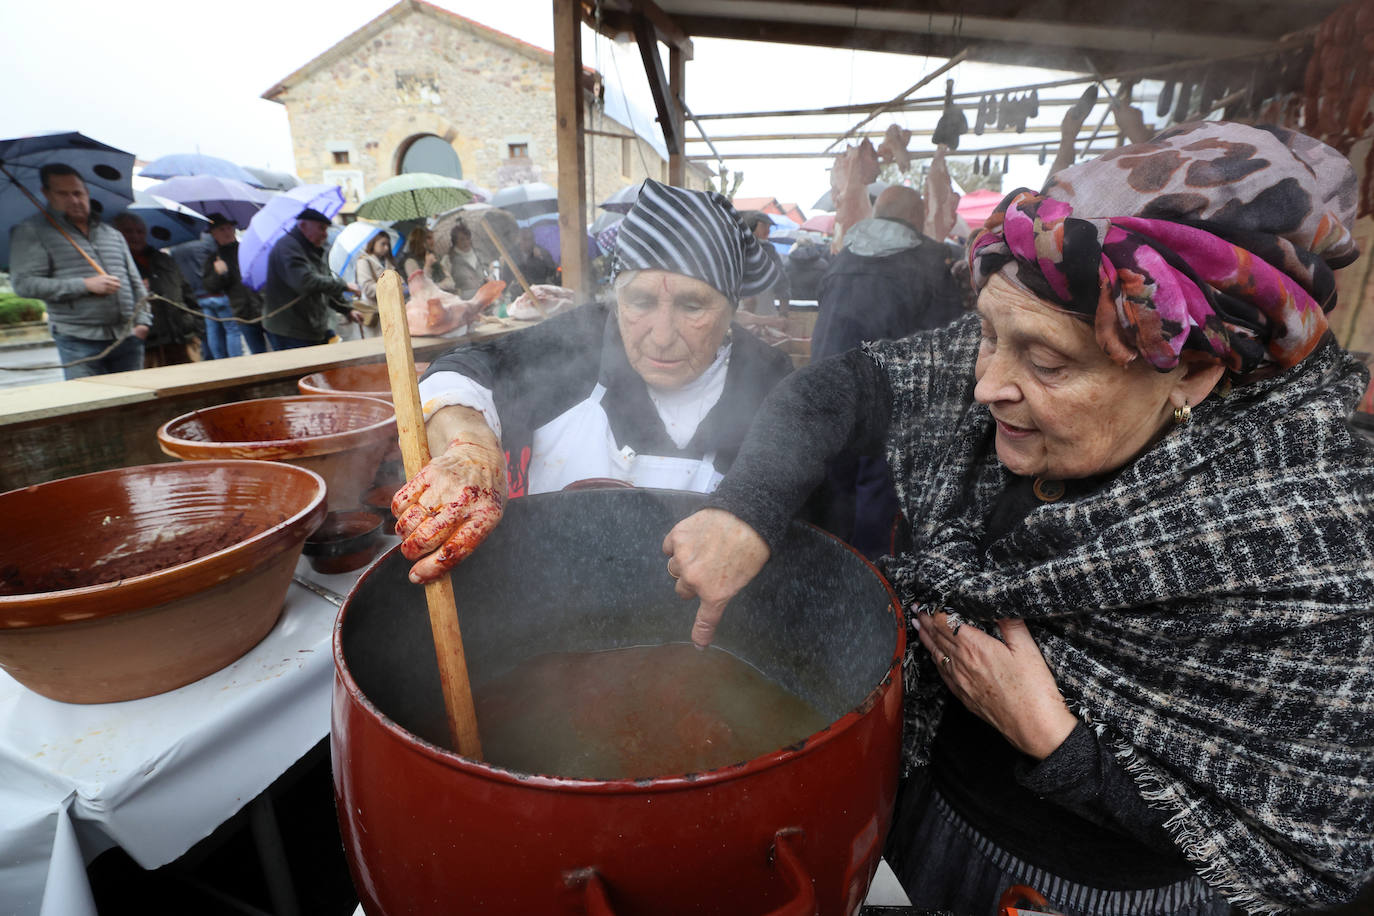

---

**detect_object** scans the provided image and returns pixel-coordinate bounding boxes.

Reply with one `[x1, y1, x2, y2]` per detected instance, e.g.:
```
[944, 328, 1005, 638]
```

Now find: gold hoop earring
[1173, 401, 1191, 425]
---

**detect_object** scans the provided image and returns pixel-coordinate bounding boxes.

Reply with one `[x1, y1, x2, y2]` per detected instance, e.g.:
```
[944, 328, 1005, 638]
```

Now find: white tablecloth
[0, 549, 383, 916]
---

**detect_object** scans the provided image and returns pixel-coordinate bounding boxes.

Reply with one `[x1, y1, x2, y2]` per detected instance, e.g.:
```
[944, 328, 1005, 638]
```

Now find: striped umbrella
[355, 173, 474, 221]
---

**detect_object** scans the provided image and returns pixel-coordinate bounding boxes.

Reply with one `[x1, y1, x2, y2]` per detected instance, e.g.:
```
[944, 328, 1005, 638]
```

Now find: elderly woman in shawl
[663, 122, 1374, 915]
[393, 180, 793, 583]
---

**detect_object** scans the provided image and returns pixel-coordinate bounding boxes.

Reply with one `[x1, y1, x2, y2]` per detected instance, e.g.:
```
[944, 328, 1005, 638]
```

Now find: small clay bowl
[302, 510, 385, 575]
[297, 362, 430, 402]
[0, 460, 327, 703]
[157, 395, 396, 512]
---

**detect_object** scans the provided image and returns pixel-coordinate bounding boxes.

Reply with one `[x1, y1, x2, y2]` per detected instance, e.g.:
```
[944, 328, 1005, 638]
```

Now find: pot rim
[156, 394, 396, 461]
[304, 510, 384, 558]
[333, 532, 904, 794]
[297, 361, 430, 399]
[0, 460, 327, 626]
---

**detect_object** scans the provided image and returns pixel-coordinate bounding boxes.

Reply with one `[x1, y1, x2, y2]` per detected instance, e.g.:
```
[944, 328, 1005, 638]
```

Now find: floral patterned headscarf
[969, 121, 1359, 379]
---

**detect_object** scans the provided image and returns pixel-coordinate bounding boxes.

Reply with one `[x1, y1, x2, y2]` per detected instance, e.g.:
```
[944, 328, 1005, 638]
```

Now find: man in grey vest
[10, 163, 151, 378]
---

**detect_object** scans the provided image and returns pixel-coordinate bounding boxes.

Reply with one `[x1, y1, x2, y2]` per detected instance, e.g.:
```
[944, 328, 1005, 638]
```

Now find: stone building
[262, 0, 708, 215]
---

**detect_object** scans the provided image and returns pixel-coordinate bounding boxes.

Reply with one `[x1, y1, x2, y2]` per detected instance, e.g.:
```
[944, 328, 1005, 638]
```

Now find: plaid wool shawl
[868, 314, 1374, 914]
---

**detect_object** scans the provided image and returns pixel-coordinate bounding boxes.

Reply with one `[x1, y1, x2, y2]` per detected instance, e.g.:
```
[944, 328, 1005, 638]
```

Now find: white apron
[527, 384, 723, 494]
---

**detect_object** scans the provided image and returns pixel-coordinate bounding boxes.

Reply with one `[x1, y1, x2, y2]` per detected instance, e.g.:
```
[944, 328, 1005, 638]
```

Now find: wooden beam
[634, 14, 682, 153]
[685, 136, 1121, 161]
[688, 124, 1074, 143]
[824, 49, 969, 153]
[688, 41, 1295, 122]
[585, 1, 694, 60]
[553, 0, 589, 300]
[630, 0, 693, 60]
[668, 44, 686, 186]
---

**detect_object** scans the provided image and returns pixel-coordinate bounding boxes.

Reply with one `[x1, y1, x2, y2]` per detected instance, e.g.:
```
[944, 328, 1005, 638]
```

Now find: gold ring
[941, 654, 952, 669]
[667, 559, 679, 580]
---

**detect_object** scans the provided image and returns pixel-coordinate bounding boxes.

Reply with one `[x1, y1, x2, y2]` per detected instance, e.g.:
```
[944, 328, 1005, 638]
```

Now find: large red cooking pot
[333, 488, 903, 915]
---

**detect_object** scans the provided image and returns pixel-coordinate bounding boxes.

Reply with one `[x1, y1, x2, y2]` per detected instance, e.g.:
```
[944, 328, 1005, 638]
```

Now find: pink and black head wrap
[969, 122, 1358, 380]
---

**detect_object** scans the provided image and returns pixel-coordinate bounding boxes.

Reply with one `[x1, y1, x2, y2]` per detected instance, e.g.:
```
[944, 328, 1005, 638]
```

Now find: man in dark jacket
[202, 214, 267, 354]
[261, 209, 360, 349]
[111, 212, 200, 367]
[813, 185, 967, 558]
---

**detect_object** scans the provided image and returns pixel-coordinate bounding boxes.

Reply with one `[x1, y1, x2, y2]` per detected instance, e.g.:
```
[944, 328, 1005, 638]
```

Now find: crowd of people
[6, 164, 558, 379]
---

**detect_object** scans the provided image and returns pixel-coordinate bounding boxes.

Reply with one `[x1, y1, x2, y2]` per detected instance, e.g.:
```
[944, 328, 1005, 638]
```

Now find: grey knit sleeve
[705, 349, 892, 550]
[1016, 723, 1181, 856]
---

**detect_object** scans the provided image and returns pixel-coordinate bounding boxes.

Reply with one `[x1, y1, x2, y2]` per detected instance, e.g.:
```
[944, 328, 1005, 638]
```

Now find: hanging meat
[1303, 0, 1374, 160]
[829, 139, 879, 246]
[931, 79, 968, 149]
[877, 123, 913, 172]
[923, 144, 960, 242]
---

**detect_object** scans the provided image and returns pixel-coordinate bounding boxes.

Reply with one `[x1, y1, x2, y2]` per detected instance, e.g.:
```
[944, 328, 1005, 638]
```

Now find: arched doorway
[397, 134, 462, 178]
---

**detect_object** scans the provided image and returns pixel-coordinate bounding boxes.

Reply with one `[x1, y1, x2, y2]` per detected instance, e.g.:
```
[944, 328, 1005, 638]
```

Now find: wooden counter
[0, 319, 537, 492]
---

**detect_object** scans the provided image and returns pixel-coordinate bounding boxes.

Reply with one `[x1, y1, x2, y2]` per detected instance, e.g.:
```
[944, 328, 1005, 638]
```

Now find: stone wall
[276, 9, 706, 217]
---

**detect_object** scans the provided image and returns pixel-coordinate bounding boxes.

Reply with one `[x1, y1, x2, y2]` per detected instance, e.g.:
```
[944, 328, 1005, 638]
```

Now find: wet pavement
[0, 341, 63, 388]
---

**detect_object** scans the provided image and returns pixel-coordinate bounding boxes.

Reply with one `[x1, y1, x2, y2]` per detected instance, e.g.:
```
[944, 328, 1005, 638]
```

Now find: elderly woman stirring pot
[662, 123, 1374, 914]
[393, 180, 793, 583]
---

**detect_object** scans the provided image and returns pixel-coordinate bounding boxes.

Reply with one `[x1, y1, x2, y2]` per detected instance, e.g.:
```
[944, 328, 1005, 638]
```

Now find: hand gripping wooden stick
[377, 268, 483, 759]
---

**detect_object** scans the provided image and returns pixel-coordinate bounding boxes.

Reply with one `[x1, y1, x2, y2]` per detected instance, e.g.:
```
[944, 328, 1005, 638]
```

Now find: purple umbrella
[141, 153, 266, 187]
[237, 184, 346, 290]
[145, 175, 269, 229]
[530, 218, 561, 267]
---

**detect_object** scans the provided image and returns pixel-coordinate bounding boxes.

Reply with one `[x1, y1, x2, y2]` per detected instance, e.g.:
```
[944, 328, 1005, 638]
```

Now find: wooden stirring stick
[478, 220, 547, 318]
[377, 268, 484, 760]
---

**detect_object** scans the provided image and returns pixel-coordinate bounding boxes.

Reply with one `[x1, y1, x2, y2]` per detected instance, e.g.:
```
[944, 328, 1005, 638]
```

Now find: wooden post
[376, 269, 483, 761]
[552, 0, 588, 301]
[669, 45, 686, 186]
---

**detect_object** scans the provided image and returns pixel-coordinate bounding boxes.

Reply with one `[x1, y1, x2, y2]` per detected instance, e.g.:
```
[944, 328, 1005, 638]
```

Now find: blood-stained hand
[662, 509, 770, 647]
[392, 405, 507, 584]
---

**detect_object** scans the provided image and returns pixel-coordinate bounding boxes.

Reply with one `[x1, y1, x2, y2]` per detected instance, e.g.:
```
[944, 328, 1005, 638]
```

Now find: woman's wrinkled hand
[662, 509, 770, 647]
[917, 612, 1078, 759]
[392, 413, 507, 584]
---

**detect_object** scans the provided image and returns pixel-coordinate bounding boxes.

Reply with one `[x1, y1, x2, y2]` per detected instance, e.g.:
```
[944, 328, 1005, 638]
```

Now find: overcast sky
[0, 0, 1125, 212]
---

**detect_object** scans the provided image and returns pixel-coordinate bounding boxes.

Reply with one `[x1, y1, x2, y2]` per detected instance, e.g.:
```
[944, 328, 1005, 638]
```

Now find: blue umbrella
[146, 175, 269, 230]
[141, 153, 266, 187]
[113, 190, 210, 249]
[241, 166, 300, 191]
[0, 131, 136, 269]
[238, 184, 346, 290]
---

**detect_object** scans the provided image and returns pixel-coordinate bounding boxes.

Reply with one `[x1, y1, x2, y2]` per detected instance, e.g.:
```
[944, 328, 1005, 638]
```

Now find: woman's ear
[1169, 359, 1227, 411]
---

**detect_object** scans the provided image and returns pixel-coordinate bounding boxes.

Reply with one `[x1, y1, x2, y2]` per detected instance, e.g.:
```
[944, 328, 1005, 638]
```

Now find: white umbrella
[329, 222, 393, 283]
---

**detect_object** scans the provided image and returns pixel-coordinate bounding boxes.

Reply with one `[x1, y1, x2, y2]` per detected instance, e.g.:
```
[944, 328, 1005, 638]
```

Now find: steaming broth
[465, 644, 831, 779]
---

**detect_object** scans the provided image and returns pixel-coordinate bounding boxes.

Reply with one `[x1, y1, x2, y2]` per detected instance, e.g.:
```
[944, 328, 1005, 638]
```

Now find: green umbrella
[355, 172, 474, 221]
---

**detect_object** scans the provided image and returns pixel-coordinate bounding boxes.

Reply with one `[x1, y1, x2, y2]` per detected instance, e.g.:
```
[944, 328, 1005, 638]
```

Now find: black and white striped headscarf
[612, 179, 779, 304]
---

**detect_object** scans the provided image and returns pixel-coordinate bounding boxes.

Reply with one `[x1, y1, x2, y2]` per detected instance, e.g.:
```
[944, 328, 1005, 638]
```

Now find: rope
[0, 291, 310, 372]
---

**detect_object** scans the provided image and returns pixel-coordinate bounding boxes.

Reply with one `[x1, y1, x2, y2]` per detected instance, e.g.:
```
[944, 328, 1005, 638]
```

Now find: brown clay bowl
[297, 362, 430, 401]
[157, 395, 396, 512]
[0, 460, 327, 703]
[302, 510, 385, 575]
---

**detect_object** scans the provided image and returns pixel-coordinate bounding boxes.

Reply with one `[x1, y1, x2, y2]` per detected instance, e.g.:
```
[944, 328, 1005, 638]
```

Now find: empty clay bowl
[297, 362, 430, 401]
[157, 395, 396, 511]
[0, 460, 327, 703]
[302, 510, 385, 575]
